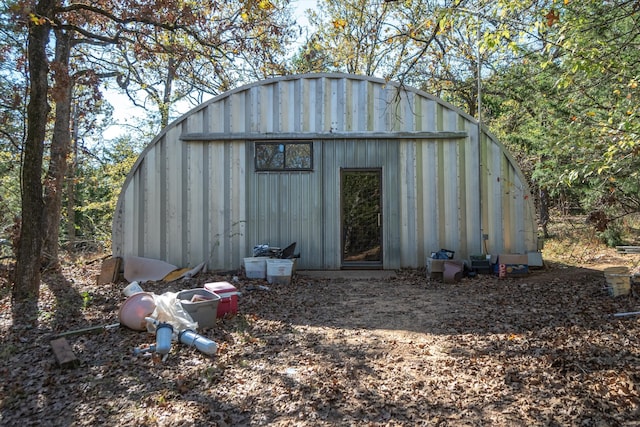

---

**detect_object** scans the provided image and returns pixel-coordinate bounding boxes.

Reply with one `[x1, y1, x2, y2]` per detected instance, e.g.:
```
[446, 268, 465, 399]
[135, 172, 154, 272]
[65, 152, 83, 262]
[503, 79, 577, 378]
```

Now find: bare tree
[13, 0, 296, 306]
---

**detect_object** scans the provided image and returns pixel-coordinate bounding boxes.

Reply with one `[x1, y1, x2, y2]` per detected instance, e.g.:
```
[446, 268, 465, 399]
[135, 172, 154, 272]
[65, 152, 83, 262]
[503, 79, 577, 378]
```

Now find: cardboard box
[426, 258, 445, 279]
[204, 282, 240, 318]
[496, 254, 528, 277]
[427, 258, 464, 280]
[98, 257, 121, 285]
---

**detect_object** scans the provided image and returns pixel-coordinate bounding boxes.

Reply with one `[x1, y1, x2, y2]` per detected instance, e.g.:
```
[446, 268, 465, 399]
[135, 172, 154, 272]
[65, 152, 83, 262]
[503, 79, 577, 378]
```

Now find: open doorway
[341, 169, 383, 268]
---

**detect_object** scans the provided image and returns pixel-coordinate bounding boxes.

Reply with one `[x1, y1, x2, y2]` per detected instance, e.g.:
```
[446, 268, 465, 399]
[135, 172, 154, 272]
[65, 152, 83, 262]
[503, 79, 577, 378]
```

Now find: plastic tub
[177, 288, 220, 329]
[266, 259, 294, 285]
[244, 257, 267, 279]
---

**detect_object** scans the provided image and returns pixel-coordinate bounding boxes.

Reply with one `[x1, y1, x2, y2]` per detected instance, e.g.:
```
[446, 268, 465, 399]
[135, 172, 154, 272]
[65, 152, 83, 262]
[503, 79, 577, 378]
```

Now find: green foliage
[482, 0, 640, 225]
[297, 0, 383, 74]
[0, 151, 21, 235]
[598, 222, 623, 248]
[70, 136, 143, 248]
[81, 291, 93, 309]
[0, 3, 27, 237]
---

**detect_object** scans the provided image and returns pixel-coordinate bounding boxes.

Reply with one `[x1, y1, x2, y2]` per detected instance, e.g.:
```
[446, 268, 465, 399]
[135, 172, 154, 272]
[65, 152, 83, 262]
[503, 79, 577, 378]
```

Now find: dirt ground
[1, 251, 640, 426]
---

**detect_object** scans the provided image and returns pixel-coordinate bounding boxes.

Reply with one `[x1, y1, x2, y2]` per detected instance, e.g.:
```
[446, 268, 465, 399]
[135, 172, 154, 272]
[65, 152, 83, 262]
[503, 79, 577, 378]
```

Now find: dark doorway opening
[341, 169, 383, 268]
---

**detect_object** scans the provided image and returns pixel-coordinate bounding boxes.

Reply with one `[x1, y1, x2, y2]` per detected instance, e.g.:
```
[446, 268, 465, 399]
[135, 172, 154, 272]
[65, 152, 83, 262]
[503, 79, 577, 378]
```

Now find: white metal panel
[322, 141, 341, 268]
[301, 78, 313, 132]
[402, 91, 416, 132]
[281, 79, 295, 133]
[261, 83, 275, 133]
[206, 141, 227, 267]
[332, 77, 344, 132]
[442, 140, 459, 249]
[183, 111, 205, 267]
[164, 125, 184, 265]
[422, 98, 437, 132]
[489, 142, 505, 254]
[123, 175, 138, 256]
[206, 102, 225, 133]
[399, 141, 416, 267]
[142, 144, 161, 259]
[186, 107, 203, 134]
[186, 140, 205, 266]
[230, 91, 246, 133]
[422, 140, 439, 259]
[371, 82, 386, 132]
[228, 141, 247, 267]
[356, 79, 368, 131]
[464, 121, 482, 256]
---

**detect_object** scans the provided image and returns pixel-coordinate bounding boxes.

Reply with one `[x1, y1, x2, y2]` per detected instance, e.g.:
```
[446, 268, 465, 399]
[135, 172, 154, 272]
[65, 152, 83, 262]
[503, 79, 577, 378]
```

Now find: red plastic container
[204, 282, 240, 318]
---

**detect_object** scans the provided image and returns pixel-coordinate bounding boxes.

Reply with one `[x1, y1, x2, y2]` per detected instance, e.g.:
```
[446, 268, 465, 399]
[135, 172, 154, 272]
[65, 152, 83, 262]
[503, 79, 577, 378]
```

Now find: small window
[255, 141, 313, 171]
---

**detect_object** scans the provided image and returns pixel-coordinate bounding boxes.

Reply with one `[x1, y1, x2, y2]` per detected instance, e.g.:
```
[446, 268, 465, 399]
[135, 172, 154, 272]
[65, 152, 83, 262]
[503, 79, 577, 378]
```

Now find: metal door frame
[340, 168, 383, 269]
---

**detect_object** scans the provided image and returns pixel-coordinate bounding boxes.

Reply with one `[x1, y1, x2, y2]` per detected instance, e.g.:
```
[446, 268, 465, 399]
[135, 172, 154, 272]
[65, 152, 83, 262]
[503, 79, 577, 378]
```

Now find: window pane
[255, 141, 312, 171]
[285, 143, 311, 169]
[256, 144, 284, 169]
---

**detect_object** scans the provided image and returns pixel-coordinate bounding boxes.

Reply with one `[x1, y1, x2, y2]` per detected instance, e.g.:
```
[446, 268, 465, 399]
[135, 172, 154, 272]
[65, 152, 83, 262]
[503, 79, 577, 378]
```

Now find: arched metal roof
[113, 73, 538, 271]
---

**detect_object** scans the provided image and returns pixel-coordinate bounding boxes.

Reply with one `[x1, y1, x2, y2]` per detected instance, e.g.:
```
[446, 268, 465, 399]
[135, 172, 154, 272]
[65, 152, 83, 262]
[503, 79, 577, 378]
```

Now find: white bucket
[266, 259, 294, 285]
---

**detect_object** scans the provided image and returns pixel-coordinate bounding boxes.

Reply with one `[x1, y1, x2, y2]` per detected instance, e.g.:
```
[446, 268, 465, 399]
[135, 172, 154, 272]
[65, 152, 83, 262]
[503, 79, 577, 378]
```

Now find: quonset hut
[112, 73, 538, 270]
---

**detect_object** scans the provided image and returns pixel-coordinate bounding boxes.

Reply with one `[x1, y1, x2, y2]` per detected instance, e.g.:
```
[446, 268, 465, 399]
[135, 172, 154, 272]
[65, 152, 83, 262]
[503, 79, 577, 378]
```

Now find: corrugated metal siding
[112, 73, 538, 271]
[321, 139, 401, 269]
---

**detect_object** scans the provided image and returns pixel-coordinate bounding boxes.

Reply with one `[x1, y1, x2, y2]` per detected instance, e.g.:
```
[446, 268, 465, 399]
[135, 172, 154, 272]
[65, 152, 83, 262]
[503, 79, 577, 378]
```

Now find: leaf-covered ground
[1, 250, 640, 426]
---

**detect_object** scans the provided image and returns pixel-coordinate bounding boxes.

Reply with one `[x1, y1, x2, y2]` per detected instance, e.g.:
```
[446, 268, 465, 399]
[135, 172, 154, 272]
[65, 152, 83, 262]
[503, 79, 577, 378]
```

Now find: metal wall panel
[320, 139, 401, 268]
[112, 73, 539, 271]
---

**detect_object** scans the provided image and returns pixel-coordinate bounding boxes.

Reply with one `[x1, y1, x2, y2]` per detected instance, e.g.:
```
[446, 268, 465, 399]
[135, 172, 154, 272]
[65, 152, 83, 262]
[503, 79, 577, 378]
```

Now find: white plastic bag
[147, 292, 198, 333]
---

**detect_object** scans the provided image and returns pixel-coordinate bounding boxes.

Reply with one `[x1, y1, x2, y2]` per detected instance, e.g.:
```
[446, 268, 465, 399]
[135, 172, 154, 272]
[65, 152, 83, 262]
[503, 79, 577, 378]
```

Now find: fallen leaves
[1, 258, 640, 425]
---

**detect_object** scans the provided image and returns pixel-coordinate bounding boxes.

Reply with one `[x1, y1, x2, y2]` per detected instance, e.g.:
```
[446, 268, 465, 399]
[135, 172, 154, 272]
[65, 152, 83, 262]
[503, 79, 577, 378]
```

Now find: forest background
[1, 0, 639, 307]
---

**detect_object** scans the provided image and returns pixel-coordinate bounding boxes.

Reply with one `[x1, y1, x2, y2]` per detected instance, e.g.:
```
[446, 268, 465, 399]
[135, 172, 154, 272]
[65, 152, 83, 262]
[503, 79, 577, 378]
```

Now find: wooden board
[98, 257, 121, 285]
[616, 246, 640, 254]
[50, 338, 80, 369]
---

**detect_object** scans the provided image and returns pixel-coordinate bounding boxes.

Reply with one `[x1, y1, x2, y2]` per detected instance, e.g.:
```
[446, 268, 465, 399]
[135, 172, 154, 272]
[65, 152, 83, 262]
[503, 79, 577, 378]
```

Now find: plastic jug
[155, 323, 173, 355]
[178, 329, 218, 355]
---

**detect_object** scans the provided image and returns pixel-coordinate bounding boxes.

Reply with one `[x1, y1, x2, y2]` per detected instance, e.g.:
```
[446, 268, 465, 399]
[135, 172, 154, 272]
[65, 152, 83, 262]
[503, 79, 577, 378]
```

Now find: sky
[293, 0, 318, 28]
[103, 0, 319, 140]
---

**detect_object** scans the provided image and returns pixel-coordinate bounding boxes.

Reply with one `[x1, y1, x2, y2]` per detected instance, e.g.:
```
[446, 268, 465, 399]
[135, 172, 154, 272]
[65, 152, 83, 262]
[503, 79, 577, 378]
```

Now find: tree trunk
[13, 0, 53, 303]
[160, 55, 178, 128]
[66, 104, 78, 248]
[42, 28, 72, 270]
[539, 186, 550, 239]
